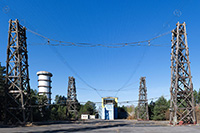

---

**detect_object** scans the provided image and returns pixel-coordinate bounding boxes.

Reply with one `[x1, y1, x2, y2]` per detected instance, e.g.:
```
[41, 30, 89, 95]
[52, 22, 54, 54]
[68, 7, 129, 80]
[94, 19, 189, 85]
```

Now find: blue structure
[101, 97, 118, 120]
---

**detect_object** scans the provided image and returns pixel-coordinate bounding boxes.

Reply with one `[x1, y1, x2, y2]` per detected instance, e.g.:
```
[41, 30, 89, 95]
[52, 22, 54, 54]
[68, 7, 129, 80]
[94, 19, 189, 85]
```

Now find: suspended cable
[27, 28, 170, 97]
[77, 87, 138, 92]
[49, 46, 102, 98]
[27, 29, 171, 97]
[114, 47, 147, 97]
[30, 95, 170, 107]
[27, 29, 170, 48]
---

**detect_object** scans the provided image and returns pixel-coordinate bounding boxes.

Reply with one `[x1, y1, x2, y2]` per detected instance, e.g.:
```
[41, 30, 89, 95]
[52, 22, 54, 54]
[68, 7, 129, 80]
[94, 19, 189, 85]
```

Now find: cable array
[27, 28, 171, 97]
[30, 95, 170, 108]
[49, 46, 102, 98]
[1, 0, 184, 101]
[27, 29, 171, 48]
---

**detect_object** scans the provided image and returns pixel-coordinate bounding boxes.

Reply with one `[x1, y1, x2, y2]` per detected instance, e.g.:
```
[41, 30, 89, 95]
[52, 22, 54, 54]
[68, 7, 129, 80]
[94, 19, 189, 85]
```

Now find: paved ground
[0, 120, 200, 133]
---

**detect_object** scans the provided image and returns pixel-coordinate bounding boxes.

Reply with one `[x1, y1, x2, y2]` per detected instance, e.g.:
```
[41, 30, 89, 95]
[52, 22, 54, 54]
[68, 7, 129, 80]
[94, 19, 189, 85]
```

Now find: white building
[37, 71, 53, 104]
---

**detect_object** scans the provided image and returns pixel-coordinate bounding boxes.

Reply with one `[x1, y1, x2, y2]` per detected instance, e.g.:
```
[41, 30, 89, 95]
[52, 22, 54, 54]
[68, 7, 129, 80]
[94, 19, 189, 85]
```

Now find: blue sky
[0, 0, 200, 106]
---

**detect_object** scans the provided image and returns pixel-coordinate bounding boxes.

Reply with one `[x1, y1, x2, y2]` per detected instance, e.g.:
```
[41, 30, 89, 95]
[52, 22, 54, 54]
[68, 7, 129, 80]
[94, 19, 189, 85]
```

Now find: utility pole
[170, 22, 196, 125]
[5, 19, 31, 125]
[66, 76, 78, 120]
[137, 77, 149, 120]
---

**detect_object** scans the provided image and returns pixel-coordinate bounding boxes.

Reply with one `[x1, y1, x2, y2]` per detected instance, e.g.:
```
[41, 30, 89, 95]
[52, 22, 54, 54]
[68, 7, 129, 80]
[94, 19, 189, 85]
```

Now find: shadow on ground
[33, 119, 124, 126]
[31, 123, 129, 133]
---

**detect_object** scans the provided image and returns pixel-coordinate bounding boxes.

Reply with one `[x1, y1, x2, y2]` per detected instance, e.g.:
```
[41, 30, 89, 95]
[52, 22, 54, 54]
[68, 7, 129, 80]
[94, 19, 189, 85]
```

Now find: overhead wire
[114, 5, 184, 97]
[154, 2, 184, 36]
[113, 5, 182, 96]
[27, 28, 171, 96]
[77, 87, 139, 92]
[27, 27, 171, 97]
[114, 47, 147, 97]
[26, 0, 104, 98]
[1, 1, 185, 114]
[49, 45, 102, 98]
[23, 2, 173, 97]
[30, 94, 170, 108]
[27, 28, 171, 48]
[2, 1, 178, 99]
[0, 0, 100, 98]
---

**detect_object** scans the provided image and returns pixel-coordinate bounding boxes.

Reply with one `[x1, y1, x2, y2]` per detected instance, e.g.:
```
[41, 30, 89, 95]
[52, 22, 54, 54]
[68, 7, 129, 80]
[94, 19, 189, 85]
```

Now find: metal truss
[170, 22, 196, 125]
[137, 77, 149, 120]
[5, 19, 31, 125]
[66, 76, 78, 119]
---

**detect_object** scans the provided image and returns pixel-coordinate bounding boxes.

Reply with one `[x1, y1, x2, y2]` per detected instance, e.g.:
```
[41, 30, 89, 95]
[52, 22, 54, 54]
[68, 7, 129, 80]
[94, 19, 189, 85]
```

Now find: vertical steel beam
[66, 76, 78, 120]
[137, 77, 149, 120]
[170, 22, 196, 125]
[5, 19, 31, 125]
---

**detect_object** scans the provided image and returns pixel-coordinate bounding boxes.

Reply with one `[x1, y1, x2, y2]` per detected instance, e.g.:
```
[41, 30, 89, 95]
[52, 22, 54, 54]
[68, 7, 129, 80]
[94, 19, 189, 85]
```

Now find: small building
[102, 97, 118, 120]
[89, 115, 95, 119]
[81, 114, 89, 120]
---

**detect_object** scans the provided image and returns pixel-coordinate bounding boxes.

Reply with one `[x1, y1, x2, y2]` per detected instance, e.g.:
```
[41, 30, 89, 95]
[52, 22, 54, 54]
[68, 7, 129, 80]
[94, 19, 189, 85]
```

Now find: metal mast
[5, 19, 31, 125]
[137, 77, 149, 120]
[170, 22, 196, 125]
[66, 76, 78, 119]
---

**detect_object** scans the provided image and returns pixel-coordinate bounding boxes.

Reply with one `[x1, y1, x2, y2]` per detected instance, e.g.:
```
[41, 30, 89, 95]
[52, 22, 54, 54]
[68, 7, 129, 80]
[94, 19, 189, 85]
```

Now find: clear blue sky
[0, 0, 200, 106]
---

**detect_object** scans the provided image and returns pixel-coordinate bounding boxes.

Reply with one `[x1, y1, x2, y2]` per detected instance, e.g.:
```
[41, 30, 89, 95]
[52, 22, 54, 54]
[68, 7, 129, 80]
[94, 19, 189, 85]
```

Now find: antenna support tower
[137, 77, 149, 120]
[66, 76, 78, 120]
[5, 19, 31, 125]
[170, 22, 196, 125]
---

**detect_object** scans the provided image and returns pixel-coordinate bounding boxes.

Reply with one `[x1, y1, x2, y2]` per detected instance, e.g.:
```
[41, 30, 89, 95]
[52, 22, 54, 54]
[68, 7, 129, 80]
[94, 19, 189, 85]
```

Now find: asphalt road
[0, 120, 200, 133]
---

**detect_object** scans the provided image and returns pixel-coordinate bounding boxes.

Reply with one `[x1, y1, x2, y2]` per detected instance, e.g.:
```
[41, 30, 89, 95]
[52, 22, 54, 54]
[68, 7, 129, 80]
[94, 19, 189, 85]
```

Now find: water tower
[37, 71, 53, 104]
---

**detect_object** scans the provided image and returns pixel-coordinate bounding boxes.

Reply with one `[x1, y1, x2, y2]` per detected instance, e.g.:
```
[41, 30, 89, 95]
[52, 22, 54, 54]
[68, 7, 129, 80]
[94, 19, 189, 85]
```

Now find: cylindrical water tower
[37, 71, 53, 104]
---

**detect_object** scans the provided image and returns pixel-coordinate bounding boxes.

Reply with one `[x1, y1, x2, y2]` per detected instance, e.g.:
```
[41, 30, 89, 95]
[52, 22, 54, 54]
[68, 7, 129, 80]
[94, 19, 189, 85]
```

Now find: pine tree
[0, 63, 5, 121]
[153, 96, 169, 120]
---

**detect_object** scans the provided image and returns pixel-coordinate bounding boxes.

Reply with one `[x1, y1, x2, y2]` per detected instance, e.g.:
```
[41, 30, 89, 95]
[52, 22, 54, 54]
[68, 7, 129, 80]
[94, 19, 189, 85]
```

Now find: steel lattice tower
[5, 19, 31, 125]
[170, 22, 196, 125]
[66, 76, 78, 119]
[137, 77, 149, 120]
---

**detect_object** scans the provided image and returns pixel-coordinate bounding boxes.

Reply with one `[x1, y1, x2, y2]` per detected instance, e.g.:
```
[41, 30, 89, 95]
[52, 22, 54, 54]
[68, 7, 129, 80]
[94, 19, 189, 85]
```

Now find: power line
[40, 31, 170, 97]
[49, 46, 102, 98]
[115, 47, 147, 97]
[27, 29, 170, 97]
[27, 29, 171, 48]
[30, 95, 170, 108]
[77, 87, 138, 92]
[1, 1, 171, 98]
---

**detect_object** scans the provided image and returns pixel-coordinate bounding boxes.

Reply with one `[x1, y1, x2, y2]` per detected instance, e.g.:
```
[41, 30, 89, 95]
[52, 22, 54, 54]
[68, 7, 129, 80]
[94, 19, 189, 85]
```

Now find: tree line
[0, 63, 96, 122]
[28, 90, 97, 122]
[1, 62, 200, 122]
[129, 91, 200, 121]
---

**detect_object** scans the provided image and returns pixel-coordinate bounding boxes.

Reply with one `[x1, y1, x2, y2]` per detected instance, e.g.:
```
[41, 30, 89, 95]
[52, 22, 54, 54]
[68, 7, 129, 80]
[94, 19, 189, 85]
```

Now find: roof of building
[37, 71, 53, 77]
[102, 97, 118, 100]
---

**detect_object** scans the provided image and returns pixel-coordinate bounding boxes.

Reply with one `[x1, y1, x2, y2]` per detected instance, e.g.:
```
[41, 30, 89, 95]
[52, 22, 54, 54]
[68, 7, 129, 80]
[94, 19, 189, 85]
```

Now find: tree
[194, 89, 200, 105]
[194, 90, 198, 105]
[148, 101, 155, 120]
[0, 63, 5, 121]
[38, 94, 51, 121]
[85, 101, 96, 115]
[57, 105, 67, 120]
[197, 89, 200, 104]
[54, 95, 67, 105]
[30, 89, 42, 122]
[153, 96, 169, 120]
[126, 105, 135, 119]
[79, 101, 96, 116]
[0, 63, 5, 92]
[165, 100, 171, 120]
[118, 106, 128, 119]
[30, 89, 51, 122]
[50, 95, 68, 120]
